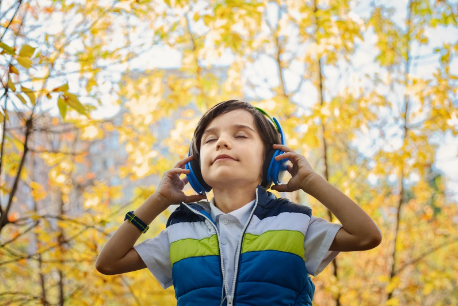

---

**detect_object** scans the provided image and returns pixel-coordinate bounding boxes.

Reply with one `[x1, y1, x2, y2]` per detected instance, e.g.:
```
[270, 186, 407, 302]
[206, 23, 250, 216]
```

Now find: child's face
[199, 109, 265, 190]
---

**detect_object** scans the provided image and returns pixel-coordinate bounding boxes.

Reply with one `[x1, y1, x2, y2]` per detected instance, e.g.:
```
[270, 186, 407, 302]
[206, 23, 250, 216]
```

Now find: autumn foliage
[1, 0, 457, 305]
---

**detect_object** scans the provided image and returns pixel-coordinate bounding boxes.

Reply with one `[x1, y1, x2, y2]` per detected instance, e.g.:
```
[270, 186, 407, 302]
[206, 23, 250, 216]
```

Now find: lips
[213, 154, 237, 164]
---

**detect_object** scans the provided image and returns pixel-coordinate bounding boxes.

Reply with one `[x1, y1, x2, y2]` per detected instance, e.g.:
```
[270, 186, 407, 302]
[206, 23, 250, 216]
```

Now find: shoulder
[254, 191, 312, 220]
[166, 202, 207, 228]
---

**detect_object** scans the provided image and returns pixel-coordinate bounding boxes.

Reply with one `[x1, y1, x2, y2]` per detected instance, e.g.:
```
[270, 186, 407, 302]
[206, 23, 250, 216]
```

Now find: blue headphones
[185, 106, 288, 195]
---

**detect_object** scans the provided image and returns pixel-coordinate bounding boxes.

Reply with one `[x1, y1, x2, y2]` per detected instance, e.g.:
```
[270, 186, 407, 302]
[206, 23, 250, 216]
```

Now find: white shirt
[209, 198, 256, 295]
[133, 199, 342, 290]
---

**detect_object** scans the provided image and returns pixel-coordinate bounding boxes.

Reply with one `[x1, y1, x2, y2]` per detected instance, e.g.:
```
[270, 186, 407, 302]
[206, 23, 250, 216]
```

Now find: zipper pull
[227, 295, 233, 306]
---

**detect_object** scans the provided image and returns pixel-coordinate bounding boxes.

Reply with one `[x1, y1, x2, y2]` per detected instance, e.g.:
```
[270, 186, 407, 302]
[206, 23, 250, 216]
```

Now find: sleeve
[303, 215, 343, 276]
[133, 228, 173, 289]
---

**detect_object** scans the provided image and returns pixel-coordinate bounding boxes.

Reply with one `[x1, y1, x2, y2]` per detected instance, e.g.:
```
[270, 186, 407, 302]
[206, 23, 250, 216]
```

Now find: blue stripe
[236, 250, 308, 294]
[234, 282, 298, 305]
[172, 255, 223, 299]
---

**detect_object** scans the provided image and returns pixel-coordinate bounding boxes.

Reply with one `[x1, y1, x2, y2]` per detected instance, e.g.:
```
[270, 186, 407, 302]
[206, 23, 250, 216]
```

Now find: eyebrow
[202, 124, 256, 136]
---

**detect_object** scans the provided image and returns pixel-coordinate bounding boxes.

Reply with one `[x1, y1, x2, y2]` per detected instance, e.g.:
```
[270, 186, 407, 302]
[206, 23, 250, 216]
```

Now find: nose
[215, 133, 232, 150]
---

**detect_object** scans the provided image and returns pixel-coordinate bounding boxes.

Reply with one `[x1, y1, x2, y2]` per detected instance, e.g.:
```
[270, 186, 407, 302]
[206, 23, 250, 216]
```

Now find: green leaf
[17, 57, 32, 68]
[0, 42, 15, 55]
[58, 96, 68, 120]
[21, 86, 36, 105]
[19, 45, 35, 58]
[15, 93, 28, 105]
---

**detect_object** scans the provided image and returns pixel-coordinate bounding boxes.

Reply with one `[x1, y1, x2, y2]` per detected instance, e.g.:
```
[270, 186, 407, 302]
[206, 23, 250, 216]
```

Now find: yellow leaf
[423, 283, 434, 295]
[1, 108, 9, 122]
[58, 96, 67, 119]
[21, 86, 36, 105]
[23, 211, 40, 221]
[377, 275, 389, 283]
[52, 83, 69, 92]
[0, 42, 15, 55]
[19, 44, 35, 58]
[7, 79, 16, 92]
[15, 93, 27, 105]
[30, 181, 42, 189]
[386, 297, 400, 306]
[17, 57, 32, 68]
[9, 65, 19, 75]
[32, 189, 47, 201]
[65, 93, 87, 115]
[386, 275, 400, 294]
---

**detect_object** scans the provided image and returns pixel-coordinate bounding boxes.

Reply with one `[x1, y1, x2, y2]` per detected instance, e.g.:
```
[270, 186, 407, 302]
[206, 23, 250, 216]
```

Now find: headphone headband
[254, 106, 280, 131]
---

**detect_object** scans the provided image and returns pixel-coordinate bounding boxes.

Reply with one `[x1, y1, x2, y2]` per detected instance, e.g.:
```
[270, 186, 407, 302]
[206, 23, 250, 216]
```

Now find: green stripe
[241, 230, 305, 260]
[170, 235, 219, 265]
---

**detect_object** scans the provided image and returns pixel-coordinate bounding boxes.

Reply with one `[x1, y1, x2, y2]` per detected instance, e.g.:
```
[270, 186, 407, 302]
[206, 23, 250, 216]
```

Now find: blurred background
[0, 0, 457, 305]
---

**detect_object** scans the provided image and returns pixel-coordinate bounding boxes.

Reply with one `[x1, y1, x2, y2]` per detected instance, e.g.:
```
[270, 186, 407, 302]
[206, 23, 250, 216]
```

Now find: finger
[271, 184, 289, 192]
[273, 144, 294, 152]
[274, 152, 297, 161]
[184, 194, 208, 203]
[181, 176, 189, 185]
[169, 168, 191, 176]
[175, 155, 194, 169]
[286, 164, 292, 173]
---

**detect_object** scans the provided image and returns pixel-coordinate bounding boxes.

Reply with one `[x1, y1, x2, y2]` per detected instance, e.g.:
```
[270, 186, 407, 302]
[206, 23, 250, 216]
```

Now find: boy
[96, 100, 382, 305]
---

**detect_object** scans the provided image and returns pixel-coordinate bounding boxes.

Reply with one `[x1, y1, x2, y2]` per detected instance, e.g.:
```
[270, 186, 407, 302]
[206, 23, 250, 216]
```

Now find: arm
[95, 194, 169, 275]
[95, 155, 207, 275]
[302, 173, 382, 252]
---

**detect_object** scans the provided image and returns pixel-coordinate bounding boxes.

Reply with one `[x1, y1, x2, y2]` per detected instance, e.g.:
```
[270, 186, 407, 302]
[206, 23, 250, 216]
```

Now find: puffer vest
[165, 185, 315, 306]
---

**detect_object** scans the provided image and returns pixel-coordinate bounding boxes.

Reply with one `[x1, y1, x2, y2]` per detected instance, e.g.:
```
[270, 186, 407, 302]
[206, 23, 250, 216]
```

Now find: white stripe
[246, 212, 311, 236]
[168, 221, 215, 244]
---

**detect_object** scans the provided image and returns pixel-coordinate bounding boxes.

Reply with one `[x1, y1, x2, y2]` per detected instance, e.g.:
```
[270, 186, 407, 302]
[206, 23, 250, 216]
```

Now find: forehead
[205, 109, 255, 129]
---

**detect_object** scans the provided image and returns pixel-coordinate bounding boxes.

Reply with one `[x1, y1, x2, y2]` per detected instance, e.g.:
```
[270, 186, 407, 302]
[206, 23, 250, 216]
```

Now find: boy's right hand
[154, 155, 208, 207]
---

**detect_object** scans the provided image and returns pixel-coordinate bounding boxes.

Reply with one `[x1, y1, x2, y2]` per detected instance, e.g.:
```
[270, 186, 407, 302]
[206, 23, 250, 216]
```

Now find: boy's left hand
[270, 144, 316, 192]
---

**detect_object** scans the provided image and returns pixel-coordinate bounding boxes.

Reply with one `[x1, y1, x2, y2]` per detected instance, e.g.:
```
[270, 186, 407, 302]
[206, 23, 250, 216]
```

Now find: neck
[212, 182, 259, 214]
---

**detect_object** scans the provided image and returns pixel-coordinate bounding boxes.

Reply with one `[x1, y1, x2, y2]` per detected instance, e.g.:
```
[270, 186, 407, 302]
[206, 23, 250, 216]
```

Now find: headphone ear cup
[189, 159, 212, 192]
[261, 148, 276, 188]
[271, 149, 288, 185]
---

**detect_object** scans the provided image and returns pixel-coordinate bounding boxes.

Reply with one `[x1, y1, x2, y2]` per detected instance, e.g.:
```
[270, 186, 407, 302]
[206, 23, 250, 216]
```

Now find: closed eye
[205, 135, 247, 144]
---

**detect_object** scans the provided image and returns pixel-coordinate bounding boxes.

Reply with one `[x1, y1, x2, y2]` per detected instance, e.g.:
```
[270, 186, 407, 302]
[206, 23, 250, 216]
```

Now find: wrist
[301, 172, 323, 194]
[149, 193, 171, 211]
[133, 194, 170, 225]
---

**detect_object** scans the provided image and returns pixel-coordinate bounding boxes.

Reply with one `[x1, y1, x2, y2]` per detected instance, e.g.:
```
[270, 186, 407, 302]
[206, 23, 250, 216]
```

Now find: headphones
[185, 106, 288, 195]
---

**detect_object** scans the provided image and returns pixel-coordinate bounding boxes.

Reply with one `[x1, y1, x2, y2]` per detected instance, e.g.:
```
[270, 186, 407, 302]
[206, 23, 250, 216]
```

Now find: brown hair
[190, 100, 282, 168]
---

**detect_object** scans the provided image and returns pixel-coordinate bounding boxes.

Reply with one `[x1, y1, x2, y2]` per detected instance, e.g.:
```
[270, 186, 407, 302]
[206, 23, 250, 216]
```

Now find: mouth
[213, 155, 238, 164]
[214, 158, 236, 163]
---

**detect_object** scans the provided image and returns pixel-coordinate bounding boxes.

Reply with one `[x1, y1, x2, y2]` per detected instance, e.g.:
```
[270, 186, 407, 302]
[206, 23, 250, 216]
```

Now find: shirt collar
[209, 197, 255, 226]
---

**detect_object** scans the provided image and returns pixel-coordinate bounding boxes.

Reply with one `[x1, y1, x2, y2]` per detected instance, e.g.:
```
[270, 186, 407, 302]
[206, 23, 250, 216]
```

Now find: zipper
[229, 187, 260, 304]
[181, 203, 229, 303]
[227, 295, 233, 306]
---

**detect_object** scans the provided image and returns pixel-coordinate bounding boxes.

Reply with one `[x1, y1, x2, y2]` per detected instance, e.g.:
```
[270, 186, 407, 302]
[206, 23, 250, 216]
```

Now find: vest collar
[182, 185, 280, 222]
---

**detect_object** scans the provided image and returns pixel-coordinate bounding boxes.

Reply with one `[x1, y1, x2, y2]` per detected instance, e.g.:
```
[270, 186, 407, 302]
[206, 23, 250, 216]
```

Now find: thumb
[271, 184, 288, 192]
[184, 194, 208, 203]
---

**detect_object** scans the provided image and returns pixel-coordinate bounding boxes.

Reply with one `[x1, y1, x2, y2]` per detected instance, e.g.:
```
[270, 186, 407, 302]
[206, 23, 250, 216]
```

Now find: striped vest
[166, 185, 315, 306]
